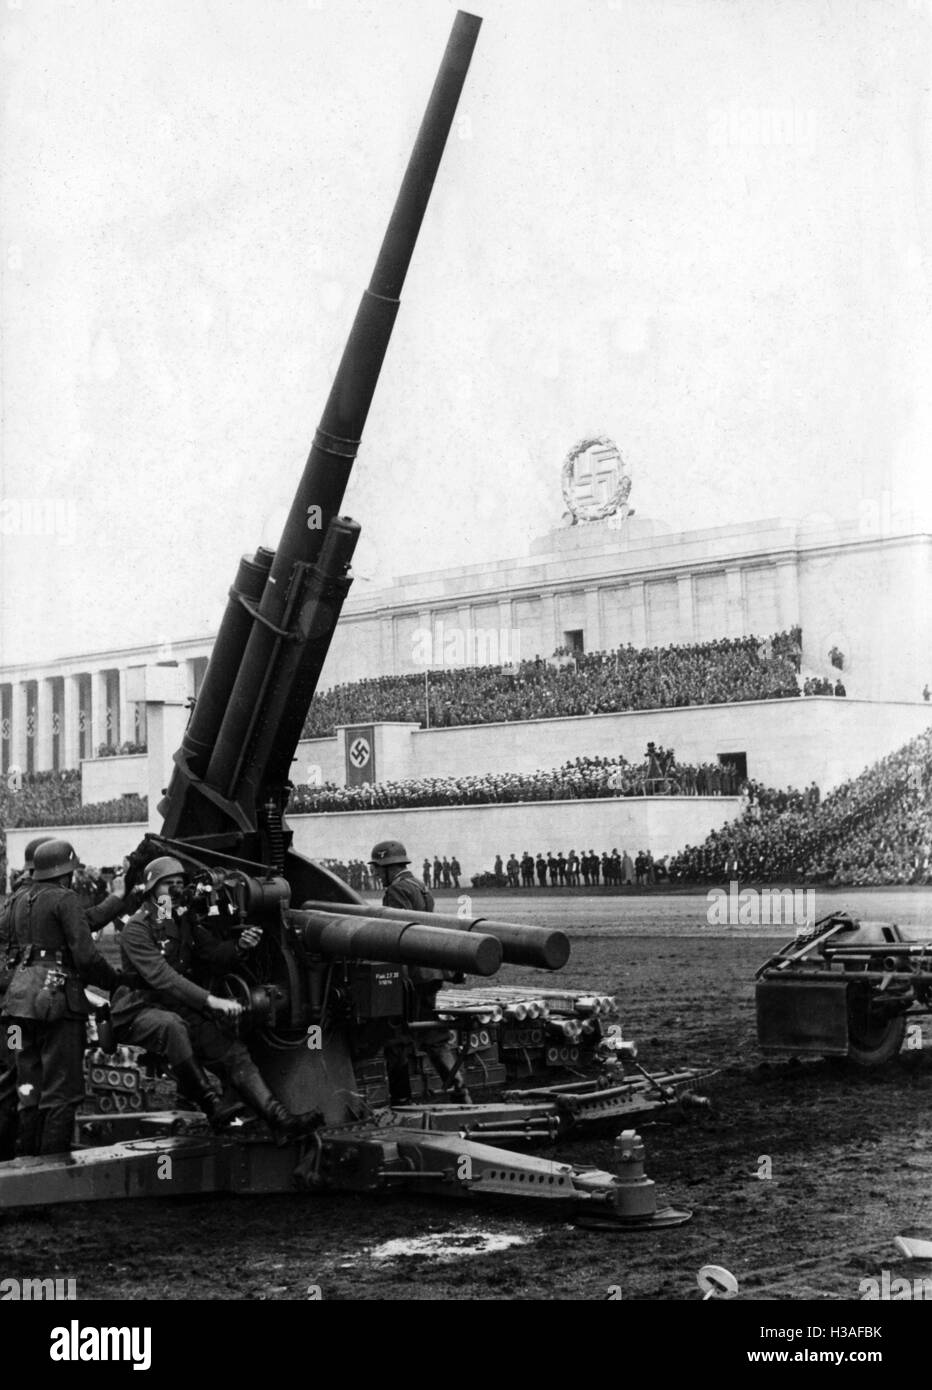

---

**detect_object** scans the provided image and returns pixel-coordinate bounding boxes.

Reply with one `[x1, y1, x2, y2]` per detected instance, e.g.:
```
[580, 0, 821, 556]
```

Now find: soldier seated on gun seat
[110, 856, 322, 1142]
[369, 839, 471, 1106]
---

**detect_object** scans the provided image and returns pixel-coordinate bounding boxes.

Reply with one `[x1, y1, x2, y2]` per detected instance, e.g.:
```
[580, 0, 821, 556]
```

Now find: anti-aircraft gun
[0, 12, 701, 1227]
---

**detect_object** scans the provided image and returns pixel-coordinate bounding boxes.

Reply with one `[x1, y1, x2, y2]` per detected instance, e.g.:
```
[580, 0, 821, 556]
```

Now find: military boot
[231, 1069, 324, 1145]
[174, 1057, 241, 1133]
[37, 1105, 77, 1156]
[15, 1107, 42, 1157]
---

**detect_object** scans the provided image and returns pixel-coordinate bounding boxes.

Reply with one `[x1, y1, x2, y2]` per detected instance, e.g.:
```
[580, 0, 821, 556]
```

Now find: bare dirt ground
[2, 886, 932, 1301]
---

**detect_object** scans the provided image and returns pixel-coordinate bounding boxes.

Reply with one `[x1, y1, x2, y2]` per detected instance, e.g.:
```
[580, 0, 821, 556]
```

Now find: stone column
[117, 666, 131, 745]
[62, 674, 79, 769]
[10, 681, 27, 772]
[676, 574, 694, 643]
[775, 560, 800, 632]
[415, 609, 433, 668]
[539, 591, 560, 656]
[36, 678, 54, 771]
[628, 581, 647, 647]
[725, 567, 745, 635]
[584, 587, 602, 653]
[91, 670, 109, 755]
[497, 597, 517, 664]
[374, 613, 391, 676]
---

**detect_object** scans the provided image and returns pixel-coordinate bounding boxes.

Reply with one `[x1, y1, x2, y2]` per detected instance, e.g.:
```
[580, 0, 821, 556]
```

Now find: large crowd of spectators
[300, 628, 803, 736]
[0, 769, 145, 829]
[0, 770, 146, 891]
[668, 728, 932, 886]
[288, 748, 742, 814]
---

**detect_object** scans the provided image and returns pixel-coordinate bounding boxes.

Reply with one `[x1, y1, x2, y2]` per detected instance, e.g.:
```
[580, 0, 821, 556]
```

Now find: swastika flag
[344, 726, 376, 787]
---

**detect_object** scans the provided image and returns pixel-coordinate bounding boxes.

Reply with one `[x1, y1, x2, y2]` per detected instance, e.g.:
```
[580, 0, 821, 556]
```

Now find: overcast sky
[1, 0, 929, 666]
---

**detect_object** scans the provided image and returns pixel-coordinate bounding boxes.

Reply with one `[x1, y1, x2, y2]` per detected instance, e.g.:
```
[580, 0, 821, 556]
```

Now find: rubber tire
[846, 1001, 907, 1067]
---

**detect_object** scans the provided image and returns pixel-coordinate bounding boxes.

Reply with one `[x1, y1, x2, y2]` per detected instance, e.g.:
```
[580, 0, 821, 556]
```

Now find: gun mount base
[0, 1110, 690, 1229]
[575, 1206, 692, 1231]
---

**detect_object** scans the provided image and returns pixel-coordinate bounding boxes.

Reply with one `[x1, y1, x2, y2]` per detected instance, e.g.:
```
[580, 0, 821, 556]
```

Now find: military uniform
[380, 869, 466, 1102]
[1, 882, 118, 1155]
[0, 881, 31, 1157]
[111, 898, 246, 1075]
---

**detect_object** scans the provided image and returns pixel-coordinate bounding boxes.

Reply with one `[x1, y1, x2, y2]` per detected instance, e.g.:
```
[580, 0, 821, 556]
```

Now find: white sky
[1, 0, 930, 665]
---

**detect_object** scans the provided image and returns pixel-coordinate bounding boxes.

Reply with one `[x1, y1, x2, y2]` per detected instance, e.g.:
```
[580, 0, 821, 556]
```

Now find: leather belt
[20, 946, 67, 966]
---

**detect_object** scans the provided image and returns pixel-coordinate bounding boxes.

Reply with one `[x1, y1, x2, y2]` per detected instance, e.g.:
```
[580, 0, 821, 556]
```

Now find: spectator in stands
[667, 727, 932, 887]
[300, 628, 804, 738]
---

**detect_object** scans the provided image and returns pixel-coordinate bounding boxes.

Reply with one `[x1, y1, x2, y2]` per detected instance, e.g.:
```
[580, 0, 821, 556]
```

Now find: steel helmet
[33, 839, 80, 882]
[370, 840, 409, 867]
[24, 836, 55, 867]
[143, 856, 185, 895]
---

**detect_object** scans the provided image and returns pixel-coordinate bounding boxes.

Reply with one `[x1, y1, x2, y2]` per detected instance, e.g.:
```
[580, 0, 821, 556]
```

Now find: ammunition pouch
[33, 975, 69, 1025]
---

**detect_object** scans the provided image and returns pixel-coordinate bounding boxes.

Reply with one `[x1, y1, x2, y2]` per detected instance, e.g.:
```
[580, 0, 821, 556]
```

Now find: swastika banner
[344, 726, 376, 787]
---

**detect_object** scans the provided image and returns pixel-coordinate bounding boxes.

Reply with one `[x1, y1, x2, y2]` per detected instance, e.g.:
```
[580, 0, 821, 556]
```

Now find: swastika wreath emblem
[561, 435, 632, 524]
[349, 736, 371, 768]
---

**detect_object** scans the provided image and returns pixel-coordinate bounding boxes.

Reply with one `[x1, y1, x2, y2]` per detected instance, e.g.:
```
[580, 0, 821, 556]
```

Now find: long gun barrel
[300, 900, 570, 970]
[160, 10, 483, 847]
[291, 909, 502, 976]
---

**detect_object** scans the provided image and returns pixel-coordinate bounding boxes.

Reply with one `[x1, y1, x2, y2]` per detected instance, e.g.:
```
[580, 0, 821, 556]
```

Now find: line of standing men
[421, 856, 461, 890]
[504, 850, 636, 887]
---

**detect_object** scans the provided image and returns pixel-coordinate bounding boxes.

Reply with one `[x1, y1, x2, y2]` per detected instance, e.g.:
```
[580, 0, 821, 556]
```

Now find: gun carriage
[0, 11, 704, 1229]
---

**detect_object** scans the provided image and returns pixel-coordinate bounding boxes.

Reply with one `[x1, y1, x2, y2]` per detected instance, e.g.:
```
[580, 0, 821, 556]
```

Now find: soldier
[111, 856, 321, 1141]
[450, 856, 461, 889]
[369, 840, 469, 1104]
[441, 856, 452, 888]
[433, 854, 443, 888]
[547, 851, 558, 886]
[1, 839, 121, 1155]
[535, 853, 547, 887]
[422, 858, 432, 889]
[567, 849, 579, 887]
[581, 851, 591, 888]
[589, 850, 600, 886]
[0, 836, 55, 1158]
[506, 854, 520, 888]
[521, 851, 534, 887]
[556, 851, 567, 886]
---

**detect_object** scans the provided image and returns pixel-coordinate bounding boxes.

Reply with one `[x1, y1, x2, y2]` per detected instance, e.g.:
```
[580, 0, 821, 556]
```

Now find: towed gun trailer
[0, 12, 703, 1228]
[756, 912, 932, 1066]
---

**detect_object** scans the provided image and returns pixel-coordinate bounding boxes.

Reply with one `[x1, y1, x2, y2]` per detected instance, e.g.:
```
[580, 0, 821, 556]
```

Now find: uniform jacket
[0, 882, 124, 981]
[0, 882, 118, 1021]
[383, 870, 434, 915]
[382, 871, 442, 995]
[110, 899, 237, 1026]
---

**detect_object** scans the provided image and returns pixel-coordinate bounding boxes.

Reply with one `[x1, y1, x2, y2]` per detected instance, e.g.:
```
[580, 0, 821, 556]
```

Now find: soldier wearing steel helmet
[0, 836, 55, 1158]
[370, 840, 470, 1105]
[0, 838, 120, 1155]
[111, 856, 322, 1141]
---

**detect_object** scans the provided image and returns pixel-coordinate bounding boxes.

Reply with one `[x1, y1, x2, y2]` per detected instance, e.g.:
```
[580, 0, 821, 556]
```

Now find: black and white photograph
[0, 0, 930, 1335]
